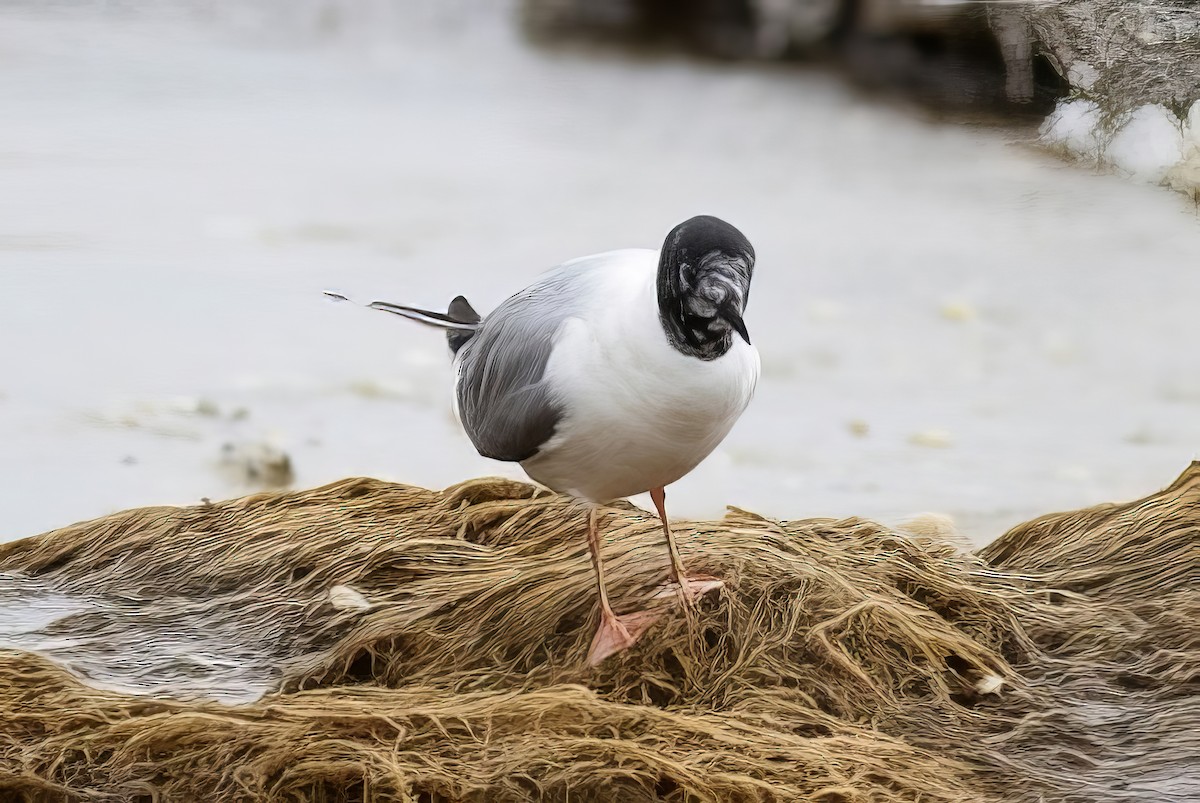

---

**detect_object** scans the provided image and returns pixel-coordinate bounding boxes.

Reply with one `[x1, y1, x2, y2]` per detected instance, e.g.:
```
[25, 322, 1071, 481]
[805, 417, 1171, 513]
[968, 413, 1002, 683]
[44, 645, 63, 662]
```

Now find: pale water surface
[2, 2, 1199, 550]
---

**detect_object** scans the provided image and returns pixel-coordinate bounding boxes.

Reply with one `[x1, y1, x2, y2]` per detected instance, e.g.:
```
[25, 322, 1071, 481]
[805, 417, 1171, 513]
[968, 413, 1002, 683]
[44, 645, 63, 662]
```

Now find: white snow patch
[1106, 105, 1185, 184]
[1185, 100, 1200, 149]
[1039, 99, 1105, 161]
[1172, 100, 1200, 194]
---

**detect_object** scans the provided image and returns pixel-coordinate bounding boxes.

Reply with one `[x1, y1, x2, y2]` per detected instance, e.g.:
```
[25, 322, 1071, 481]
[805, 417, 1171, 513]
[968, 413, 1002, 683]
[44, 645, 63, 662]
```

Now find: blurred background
[1, 0, 1197, 545]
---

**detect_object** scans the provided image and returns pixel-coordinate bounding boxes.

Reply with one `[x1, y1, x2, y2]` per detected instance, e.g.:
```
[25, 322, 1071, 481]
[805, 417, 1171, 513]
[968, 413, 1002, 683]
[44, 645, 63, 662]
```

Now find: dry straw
[1, 464, 1197, 802]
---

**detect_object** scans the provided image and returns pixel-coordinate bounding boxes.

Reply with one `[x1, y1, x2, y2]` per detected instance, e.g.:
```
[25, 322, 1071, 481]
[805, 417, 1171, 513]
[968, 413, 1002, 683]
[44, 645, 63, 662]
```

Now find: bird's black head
[656, 215, 755, 360]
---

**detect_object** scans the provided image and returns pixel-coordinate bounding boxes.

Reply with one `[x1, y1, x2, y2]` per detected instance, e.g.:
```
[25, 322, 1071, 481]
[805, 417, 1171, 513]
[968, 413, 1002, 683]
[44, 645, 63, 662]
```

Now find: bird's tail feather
[324, 291, 481, 331]
[325, 290, 481, 355]
[365, 300, 481, 330]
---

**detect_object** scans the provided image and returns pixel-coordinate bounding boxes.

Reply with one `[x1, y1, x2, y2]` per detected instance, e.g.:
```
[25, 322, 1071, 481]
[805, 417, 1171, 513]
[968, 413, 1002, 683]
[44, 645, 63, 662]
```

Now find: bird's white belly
[521, 313, 759, 502]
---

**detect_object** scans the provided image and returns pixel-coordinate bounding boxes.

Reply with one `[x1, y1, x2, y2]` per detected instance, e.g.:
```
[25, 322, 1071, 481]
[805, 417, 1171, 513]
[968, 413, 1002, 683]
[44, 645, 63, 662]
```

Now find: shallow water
[2, 2, 1199, 548]
[0, 570, 299, 703]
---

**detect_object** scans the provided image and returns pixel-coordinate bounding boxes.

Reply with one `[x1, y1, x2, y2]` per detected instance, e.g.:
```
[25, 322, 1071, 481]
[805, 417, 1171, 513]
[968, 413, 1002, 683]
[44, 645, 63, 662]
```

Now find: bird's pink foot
[587, 609, 660, 666]
[653, 574, 725, 603]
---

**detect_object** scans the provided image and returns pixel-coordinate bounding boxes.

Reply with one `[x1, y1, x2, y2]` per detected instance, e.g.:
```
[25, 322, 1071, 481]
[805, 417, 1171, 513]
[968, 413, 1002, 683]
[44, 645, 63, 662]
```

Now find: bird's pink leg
[585, 505, 658, 666]
[649, 486, 724, 603]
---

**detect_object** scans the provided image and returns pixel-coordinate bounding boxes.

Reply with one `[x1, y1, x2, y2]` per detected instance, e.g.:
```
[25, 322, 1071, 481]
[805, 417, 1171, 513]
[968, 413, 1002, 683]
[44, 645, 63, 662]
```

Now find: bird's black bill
[723, 308, 751, 345]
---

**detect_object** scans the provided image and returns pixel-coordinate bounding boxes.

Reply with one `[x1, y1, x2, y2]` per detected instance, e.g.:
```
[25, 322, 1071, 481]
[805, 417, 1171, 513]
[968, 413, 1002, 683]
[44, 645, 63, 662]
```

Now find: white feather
[328, 584, 372, 611]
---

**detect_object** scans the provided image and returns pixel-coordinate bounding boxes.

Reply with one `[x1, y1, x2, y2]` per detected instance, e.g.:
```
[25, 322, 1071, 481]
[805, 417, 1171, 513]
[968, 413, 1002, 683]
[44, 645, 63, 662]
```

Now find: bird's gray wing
[455, 268, 588, 463]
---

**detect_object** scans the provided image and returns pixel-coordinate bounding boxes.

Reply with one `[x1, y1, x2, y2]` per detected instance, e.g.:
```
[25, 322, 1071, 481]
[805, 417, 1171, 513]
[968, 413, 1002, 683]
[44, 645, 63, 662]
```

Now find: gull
[327, 215, 759, 664]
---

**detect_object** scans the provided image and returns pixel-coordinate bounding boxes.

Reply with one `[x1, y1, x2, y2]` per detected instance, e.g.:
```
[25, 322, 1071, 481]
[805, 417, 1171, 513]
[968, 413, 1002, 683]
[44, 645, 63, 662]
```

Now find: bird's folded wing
[455, 271, 584, 463]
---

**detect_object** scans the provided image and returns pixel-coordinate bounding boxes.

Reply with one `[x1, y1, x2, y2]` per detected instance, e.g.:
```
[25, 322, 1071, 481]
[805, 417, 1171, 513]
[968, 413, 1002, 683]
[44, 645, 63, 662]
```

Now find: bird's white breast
[520, 249, 759, 502]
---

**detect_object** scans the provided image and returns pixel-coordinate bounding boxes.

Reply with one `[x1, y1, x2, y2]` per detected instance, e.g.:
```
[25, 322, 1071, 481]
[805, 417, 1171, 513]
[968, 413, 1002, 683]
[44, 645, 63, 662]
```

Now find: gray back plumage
[455, 267, 589, 463]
